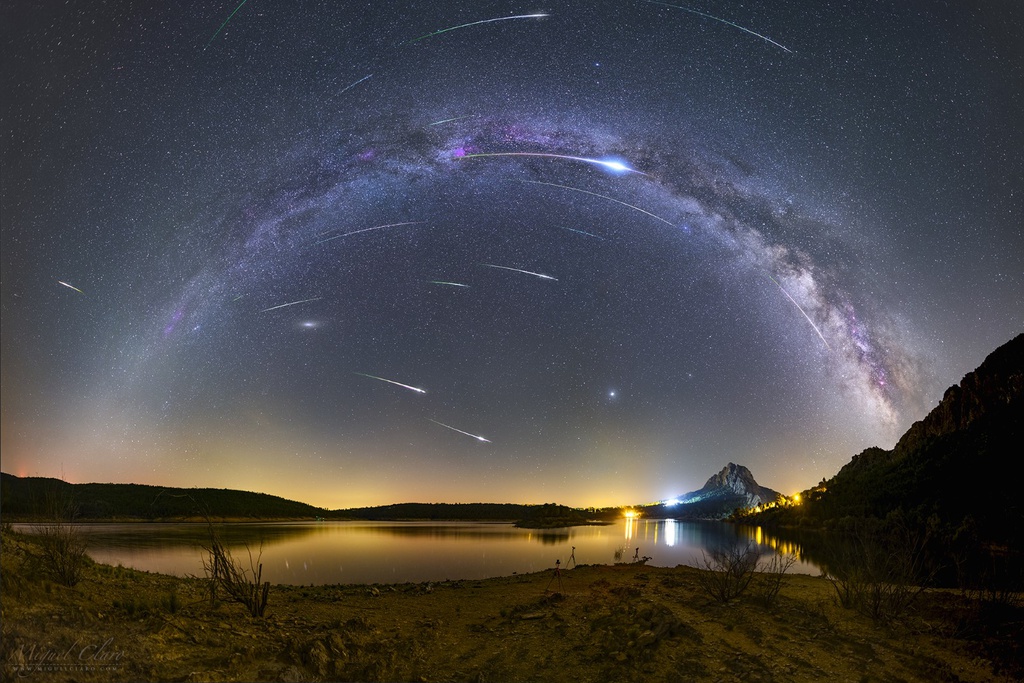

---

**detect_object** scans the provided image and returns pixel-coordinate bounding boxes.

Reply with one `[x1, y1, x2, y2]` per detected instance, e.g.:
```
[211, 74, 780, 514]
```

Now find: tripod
[544, 558, 564, 593]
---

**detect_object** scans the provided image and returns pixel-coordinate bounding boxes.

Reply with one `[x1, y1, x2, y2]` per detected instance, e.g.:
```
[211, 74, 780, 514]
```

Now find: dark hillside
[737, 333, 1024, 547]
[0, 473, 328, 520]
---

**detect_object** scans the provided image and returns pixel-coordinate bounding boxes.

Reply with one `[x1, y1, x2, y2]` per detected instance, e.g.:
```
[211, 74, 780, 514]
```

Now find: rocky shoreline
[2, 530, 1019, 682]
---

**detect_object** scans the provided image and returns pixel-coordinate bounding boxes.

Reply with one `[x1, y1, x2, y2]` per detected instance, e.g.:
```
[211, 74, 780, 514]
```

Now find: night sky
[2, 1, 1021, 509]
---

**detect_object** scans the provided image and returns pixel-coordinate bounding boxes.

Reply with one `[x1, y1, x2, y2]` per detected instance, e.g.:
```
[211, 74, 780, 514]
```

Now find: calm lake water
[15, 519, 818, 585]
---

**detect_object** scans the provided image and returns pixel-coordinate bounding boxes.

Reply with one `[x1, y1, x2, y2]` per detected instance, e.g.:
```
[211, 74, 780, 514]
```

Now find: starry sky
[2, 1, 1022, 509]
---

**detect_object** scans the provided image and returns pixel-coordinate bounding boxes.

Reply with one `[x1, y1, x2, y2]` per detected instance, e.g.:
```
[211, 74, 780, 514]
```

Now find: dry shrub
[695, 542, 759, 602]
[822, 521, 931, 623]
[202, 527, 270, 618]
[32, 487, 88, 587]
[755, 553, 798, 608]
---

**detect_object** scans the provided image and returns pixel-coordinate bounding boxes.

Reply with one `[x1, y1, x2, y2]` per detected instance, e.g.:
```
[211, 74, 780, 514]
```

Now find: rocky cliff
[839, 332, 1024, 479]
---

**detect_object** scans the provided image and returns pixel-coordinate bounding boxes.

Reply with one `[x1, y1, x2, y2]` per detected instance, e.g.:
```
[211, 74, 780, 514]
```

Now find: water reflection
[14, 519, 820, 585]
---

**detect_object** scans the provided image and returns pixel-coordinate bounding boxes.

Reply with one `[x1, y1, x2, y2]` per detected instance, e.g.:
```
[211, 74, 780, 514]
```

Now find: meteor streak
[647, 1, 793, 54]
[558, 226, 606, 240]
[338, 74, 372, 95]
[428, 419, 491, 443]
[259, 297, 322, 313]
[428, 114, 476, 127]
[768, 275, 831, 351]
[480, 263, 558, 281]
[314, 221, 425, 245]
[520, 180, 675, 227]
[462, 152, 649, 176]
[354, 372, 426, 394]
[204, 0, 251, 51]
[57, 280, 84, 294]
[427, 280, 470, 288]
[404, 13, 549, 44]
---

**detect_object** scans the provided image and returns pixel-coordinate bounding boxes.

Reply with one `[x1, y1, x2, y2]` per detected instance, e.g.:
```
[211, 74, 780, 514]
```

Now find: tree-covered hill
[0, 473, 329, 520]
[735, 333, 1024, 547]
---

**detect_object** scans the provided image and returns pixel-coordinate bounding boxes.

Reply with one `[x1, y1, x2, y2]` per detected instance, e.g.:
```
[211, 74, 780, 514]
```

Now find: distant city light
[663, 498, 680, 507]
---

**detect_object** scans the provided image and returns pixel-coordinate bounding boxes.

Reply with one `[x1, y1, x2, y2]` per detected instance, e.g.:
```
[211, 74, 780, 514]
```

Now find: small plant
[695, 541, 759, 602]
[164, 590, 180, 614]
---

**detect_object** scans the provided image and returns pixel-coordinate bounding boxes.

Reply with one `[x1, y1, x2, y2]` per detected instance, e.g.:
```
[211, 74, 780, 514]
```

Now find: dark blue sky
[2, 1, 1021, 507]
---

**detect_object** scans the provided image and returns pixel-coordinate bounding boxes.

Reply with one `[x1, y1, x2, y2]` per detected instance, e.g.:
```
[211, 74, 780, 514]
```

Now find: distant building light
[664, 499, 680, 507]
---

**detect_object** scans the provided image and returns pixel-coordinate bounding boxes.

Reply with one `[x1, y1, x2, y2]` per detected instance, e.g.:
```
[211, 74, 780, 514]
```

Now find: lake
[15, 519, 818, 585]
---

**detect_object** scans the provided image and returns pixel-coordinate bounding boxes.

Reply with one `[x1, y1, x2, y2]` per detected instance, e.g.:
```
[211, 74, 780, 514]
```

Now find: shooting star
[768, 275, 831, 351]
[558, 226, 606, 240]
[259, 297, 322, 313]
[461, 152, 650, 176]
[480, 263, 558, 281]
[520, 180, 676, 228]
[354, 372, 426, 394]
[427, 114, 476, 127]
[338, 74, 372, 95]
[427, 280, 470, 288]
[314, 221, 425, 245]
[57, 280, 84, 294]
[204, 0, 251, 51]
[428, 419, 491, 443]
[403, 13, 549, 44]
[647, 1, 794, 54]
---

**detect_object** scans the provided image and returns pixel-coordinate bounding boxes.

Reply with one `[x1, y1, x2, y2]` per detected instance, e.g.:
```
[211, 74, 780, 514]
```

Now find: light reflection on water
[14, 520, 819, 585]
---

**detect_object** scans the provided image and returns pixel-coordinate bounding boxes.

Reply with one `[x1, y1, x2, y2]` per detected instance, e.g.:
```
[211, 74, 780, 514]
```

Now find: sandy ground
[2, 531, 1020, 682]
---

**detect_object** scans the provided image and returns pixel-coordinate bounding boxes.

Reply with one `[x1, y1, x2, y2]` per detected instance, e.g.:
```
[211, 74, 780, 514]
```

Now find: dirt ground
[2, 531, 1021, 682]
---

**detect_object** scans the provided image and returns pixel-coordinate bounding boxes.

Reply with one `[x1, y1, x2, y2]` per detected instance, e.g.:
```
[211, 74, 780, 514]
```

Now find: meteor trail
[428, 419, 491, 443]
[768, 275, 831, 350]
[57, 280, 84, 294]
[647, 1, 793, 54]
[480, 263, 558, 281]
[354, 372, 426, 394]
[259, 297, 322, 313]
[520, 180, 676, 227]
[427, 280, 470, 288]
[428, 114, 476, 127]
[404, 13, 549, 44]
[338, 74, 372, 95]
[461, 152, 649, 176]
[314, 221, 425, 245]
[558, 226, 606, 240]
[204, 0, 251, 51]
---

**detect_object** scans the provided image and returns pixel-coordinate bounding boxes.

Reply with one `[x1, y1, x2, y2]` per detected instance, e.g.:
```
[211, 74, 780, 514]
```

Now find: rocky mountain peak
[702, 463, 758, 495]
[679, 463, 783, 510]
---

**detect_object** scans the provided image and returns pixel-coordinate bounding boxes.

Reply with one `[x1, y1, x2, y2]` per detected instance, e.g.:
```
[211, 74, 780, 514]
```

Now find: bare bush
[755, 553, 798, 608]
[695, 542, 759, 602]
[32, 487, 88, 587]
[202, 528, 270, 618]
[822, 521, 931, 623]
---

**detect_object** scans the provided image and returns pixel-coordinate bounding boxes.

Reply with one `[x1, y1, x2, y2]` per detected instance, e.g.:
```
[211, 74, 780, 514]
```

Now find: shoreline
[3, 529, 1019, 682]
